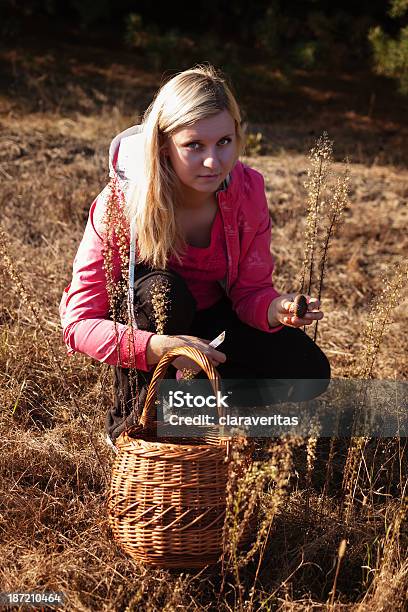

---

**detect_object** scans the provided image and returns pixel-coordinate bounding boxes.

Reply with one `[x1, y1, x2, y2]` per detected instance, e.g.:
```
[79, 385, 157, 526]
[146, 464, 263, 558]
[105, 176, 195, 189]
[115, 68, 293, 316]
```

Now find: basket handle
[140, 346, 221, 428]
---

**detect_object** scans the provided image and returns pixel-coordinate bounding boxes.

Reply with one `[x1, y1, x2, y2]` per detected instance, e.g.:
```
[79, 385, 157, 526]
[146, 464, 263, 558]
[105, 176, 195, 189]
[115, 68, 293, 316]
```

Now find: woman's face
[163, 109, 238, 196]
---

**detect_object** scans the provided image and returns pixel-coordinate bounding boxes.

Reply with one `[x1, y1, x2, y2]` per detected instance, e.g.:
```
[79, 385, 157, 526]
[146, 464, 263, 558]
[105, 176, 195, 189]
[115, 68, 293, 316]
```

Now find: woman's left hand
[268, 293, 324, 328]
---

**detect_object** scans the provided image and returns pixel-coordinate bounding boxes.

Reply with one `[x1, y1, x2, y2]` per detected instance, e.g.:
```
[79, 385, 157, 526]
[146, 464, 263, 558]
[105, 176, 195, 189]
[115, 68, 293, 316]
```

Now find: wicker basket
[108, 346, 254, 568]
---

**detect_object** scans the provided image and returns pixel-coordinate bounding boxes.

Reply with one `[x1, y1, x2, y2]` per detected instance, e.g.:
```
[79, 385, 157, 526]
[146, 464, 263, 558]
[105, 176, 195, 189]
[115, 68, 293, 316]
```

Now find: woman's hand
[268, 293, 324, 328]
[146, 333, 226, 373]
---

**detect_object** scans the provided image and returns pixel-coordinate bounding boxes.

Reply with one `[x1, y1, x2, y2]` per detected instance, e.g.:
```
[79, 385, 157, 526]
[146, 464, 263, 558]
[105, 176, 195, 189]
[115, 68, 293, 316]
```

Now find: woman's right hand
[146, 334, 227, 373]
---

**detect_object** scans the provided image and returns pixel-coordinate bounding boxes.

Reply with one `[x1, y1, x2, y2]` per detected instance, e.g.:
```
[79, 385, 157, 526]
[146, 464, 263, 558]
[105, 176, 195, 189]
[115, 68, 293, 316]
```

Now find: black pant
[106, 264, 331, 441]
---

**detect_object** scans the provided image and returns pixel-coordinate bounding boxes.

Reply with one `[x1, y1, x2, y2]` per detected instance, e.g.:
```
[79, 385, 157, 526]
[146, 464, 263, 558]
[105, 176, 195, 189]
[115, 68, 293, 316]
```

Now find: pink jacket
[59, 126, 283, 371]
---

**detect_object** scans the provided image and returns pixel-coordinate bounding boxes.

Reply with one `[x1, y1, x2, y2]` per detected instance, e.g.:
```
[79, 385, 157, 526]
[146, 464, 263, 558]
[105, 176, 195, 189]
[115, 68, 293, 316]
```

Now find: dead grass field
[0, 44, 407, 611]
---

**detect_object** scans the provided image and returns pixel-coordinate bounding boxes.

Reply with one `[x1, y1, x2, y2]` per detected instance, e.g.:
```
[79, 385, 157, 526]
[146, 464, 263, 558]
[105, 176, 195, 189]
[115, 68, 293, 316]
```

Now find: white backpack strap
[128, 221, 138, 328]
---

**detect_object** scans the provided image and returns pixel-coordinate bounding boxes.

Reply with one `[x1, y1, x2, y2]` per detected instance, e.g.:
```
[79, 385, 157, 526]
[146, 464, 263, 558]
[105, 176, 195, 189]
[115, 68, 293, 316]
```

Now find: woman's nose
[203, 149, 221, 170]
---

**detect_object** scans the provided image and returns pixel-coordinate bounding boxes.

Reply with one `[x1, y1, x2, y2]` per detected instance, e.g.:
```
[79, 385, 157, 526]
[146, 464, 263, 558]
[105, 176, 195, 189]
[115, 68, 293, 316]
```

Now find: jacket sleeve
[229, 169, 284, 333]
[59, 187, 154, 370]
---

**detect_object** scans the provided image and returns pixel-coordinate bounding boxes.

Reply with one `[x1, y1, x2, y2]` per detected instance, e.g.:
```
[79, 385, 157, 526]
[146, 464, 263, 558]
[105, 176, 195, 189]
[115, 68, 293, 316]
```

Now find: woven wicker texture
[108, 346, 254, 568]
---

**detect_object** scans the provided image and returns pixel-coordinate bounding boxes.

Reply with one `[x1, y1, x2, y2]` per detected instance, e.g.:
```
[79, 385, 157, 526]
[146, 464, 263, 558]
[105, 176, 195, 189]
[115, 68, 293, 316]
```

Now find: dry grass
[0, 47, 407, 611]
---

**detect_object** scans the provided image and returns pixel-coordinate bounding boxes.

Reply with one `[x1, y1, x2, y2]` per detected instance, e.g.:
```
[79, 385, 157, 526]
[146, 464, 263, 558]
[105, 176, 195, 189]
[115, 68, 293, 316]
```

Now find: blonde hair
[126, 63, 246, 269]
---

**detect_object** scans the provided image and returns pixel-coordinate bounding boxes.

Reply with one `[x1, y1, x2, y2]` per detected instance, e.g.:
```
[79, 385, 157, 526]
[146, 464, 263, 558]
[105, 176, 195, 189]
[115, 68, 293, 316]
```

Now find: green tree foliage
[388, 0, 408, 18]
[369, 0, 408, 93]
[3, 0, 407, 83]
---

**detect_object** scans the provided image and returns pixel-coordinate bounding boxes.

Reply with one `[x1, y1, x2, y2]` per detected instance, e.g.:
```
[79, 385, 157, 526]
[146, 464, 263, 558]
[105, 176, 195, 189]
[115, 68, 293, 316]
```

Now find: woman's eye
[219, 137, 232, 145]
[187, 142, 200, 151]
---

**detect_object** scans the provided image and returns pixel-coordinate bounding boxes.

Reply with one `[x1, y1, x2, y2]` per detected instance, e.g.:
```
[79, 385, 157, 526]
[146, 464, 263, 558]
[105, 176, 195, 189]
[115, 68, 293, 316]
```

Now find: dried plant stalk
[299, 133, 350, 343]
[299, 132, 333, 297]
[304, 419, 321, 517]
[102, 178, 130, 325]
[221, 437, 302, 608]
[341, 436, 368, 524]
[179, 368, 196, 380]
[321, 436, 337, 502]
[102, 178, 141, 419]
[355, 260, 408, 380]
[0, 228, 29, 309]
[150, 277, 170, 335]
[313, 162, 350, 342]
[363, 498, 408, 607]
[306, 435, 318, 488]
[329, 539, 347, 607]
[341, 261, 407, 522]
[316, 165, 350, 304]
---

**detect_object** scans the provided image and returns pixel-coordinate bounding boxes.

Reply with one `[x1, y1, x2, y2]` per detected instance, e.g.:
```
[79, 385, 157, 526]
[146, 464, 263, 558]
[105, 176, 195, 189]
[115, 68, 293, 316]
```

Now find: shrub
[369, 0, 408, 94]
[244, 132, 264, 156]
[125, 13, 195, 71]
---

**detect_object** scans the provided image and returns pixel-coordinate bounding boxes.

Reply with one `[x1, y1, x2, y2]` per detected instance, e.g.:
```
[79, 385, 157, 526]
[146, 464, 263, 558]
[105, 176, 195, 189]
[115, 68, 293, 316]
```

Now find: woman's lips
[198, 174, 220, 179]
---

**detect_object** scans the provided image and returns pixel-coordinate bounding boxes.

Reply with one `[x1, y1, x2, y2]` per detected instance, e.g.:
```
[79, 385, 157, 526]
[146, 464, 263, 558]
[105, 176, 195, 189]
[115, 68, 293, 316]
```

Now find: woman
[60, 64, 330, 444]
